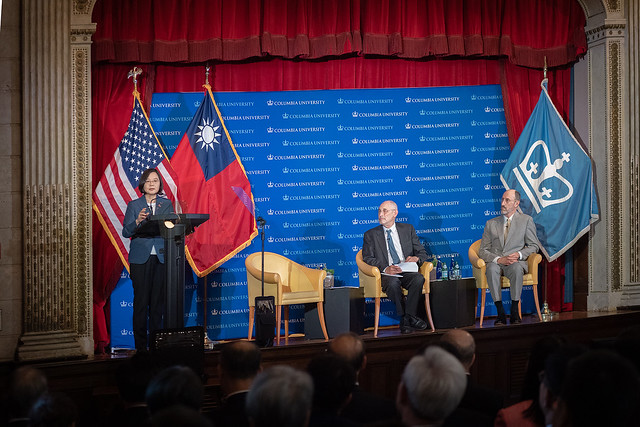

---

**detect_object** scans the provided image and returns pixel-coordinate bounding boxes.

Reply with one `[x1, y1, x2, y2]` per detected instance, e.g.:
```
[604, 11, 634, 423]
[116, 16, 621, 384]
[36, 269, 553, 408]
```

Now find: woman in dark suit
[122, 168, 174, 351]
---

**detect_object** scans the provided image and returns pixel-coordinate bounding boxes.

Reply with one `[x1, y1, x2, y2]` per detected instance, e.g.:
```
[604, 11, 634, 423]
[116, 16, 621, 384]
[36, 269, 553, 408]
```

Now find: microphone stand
[257, 217, 266, 295]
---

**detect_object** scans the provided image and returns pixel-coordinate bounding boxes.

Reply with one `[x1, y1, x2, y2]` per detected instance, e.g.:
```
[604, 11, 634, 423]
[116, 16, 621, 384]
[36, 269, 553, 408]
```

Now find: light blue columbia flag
[500, 80, 599, 262]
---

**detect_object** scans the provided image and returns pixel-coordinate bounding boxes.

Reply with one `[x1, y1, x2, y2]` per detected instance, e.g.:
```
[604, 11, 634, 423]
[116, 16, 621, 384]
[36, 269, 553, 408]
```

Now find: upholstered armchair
[246, 251, 328, 345]
[356, 250, 435, 337]
[468, 239, 542, 326]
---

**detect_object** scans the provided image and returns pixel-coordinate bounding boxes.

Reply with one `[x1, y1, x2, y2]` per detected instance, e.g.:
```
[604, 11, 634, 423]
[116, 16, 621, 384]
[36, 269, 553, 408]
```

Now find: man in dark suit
[479, 189, 539, 325]
[211, 341, 261, 427]
[362, 200, 429, 334]
[328, 332, 399, 424]
[441, 329, 503, 426]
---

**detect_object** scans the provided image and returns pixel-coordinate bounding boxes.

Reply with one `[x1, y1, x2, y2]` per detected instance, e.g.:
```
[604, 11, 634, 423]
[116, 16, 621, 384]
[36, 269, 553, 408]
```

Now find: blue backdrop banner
[110, 85, 536, 348]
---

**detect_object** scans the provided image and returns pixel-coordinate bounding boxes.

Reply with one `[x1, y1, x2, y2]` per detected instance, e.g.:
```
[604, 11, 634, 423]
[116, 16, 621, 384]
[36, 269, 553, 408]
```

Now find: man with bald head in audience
[328, 332, 399, 424]
[441, 329, 503, 425]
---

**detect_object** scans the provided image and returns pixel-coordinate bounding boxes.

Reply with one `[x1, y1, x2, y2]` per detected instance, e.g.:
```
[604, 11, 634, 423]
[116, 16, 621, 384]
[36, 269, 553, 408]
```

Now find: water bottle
[450, 257, 456, 279]
[435, 256, 442, 279]
[441, 259, 448, 280]
[453, 260, 461, 280]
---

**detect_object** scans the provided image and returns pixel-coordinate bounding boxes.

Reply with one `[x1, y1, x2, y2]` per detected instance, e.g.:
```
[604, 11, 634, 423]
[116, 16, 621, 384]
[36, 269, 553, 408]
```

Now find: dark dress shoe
[400, 325, 415, 334]
[399, 317, 415, 334]
[510, 316, 522, 324]
[406, 314, 429, 330]
[494, 317, 507, 326]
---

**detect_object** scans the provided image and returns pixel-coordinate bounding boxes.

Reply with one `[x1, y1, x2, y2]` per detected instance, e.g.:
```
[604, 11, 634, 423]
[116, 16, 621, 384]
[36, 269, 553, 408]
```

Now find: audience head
[396, 346, 467, 425]
[146, 365, 203, 415]
[29, 392, 78, 427]
[218, 341, 261, 395]
[440, 329, 476, 372]
[8, 366, 48, 420]
[149, 404, 213, 427]
[554, 349, 640, 427]
[538, 343, 586, 426]
[519, 335, 565, 424]
[246, 365, 313, 427]
[327, 332, 366, 375]
[307, 353, 356, 413]
[115, 350, 157, 405]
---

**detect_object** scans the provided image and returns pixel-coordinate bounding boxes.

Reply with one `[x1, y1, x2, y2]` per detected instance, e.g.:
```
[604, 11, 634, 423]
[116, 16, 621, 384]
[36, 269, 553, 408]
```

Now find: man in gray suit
[479, 189, 539, 325]
[362, 200, 429, 334]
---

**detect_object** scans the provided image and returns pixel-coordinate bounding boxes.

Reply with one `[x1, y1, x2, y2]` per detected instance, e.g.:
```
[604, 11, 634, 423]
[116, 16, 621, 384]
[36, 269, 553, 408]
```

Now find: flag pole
[201, 63, 217, 350]
[540, 56, 556, 322]
[127, 66, 142, 98]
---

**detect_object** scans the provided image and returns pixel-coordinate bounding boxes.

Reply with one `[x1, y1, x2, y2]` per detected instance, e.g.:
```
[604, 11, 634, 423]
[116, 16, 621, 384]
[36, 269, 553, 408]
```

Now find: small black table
[430, 278, 476, 329]
[305, 286, 365, 339]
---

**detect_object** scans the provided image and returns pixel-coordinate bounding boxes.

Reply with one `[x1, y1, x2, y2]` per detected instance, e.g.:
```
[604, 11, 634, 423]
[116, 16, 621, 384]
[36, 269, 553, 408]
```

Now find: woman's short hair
[138, 168, 163, 194]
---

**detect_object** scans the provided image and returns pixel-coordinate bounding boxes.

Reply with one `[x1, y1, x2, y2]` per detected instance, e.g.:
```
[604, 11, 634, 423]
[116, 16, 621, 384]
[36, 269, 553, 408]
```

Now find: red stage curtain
[93, 0, 586, 67]
[91, 0, 586, 349]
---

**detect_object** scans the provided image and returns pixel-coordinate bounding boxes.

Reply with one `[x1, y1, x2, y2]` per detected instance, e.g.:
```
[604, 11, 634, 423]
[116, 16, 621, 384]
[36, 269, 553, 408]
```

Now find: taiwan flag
[171, 85, 258, 276]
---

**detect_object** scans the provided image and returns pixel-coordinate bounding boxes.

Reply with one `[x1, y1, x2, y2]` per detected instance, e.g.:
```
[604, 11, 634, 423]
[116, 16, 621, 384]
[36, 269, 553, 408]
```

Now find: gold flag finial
[128, 67, 143, 96]
[543, 56, 547, 80]
[205, 65, 210, 86]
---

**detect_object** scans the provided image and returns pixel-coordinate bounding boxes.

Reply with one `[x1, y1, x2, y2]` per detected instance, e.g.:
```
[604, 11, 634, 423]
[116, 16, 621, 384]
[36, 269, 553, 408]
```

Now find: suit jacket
[478, 211, 539, 271]
[122, 195, 174, 264]
[362, 222, 427, 272]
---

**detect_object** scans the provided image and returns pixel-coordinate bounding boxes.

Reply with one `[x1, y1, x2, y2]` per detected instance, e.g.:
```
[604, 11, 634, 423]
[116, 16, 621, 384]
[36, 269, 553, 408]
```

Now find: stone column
[574, 0, 640, 310]
[18, 0, 95, 361]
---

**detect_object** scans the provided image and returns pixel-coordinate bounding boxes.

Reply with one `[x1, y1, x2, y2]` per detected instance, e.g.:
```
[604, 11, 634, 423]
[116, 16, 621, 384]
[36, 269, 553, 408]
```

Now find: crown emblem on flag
[267, 209, 274, 215]
[405, 149, 411, 155]
[405, 202, 411, 209]
[268, 236, 274, 242]
[337, 152, 344, 158]
[352, 138, 358, 144]
[352, 245, 359, 252]
[352, 192, 358, 198]
[352, 111, 358, 117]
[337, 98, 344, 104]
[352, 218, 358, 225]
[283, 222, 289, 228]
[419, 109, 426, 115]
[405, 176, 411, 182]
[337, 125, 344, 131]
[282, 139, 289, 146]
[515, 140, 573, 213]
[282, 113, 288, 119]
[267, 154, 274, 160]
[337, 179, 344, 185]
[405, 123, 411, 129]
[352, 165, 358, 171]
[267, 181, 274, 188]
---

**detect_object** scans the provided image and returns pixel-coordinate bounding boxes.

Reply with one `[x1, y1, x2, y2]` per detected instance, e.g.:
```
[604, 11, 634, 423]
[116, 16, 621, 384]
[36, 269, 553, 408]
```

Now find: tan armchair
[356, 250, 435, 337]
[246, 252, 328, 345]
[468, 239, 542, 326]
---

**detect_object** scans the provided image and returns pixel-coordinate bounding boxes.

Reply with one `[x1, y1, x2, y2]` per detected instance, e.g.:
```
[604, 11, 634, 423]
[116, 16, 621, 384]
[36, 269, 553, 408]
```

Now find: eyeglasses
[145, 179, 160, 184]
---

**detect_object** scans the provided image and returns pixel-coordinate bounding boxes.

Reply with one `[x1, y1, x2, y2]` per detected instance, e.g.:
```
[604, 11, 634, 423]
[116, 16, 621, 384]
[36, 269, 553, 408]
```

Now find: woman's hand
[135, 207, 150, 225]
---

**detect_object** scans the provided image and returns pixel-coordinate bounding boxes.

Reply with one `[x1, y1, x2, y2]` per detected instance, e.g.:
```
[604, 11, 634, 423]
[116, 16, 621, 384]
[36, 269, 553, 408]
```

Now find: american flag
[92, 93, 179, 270]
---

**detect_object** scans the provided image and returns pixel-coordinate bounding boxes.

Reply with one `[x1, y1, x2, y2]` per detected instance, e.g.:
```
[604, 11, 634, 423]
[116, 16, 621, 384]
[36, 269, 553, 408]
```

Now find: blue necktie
[386, 229, 401, 264]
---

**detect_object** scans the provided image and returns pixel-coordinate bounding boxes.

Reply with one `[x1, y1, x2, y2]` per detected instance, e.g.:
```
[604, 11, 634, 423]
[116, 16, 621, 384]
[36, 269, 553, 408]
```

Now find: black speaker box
[150, 326, 205, 377]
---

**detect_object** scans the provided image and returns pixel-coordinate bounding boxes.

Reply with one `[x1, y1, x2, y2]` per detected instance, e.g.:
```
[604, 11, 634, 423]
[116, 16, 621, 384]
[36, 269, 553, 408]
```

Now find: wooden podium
[146, 213, 209, 329]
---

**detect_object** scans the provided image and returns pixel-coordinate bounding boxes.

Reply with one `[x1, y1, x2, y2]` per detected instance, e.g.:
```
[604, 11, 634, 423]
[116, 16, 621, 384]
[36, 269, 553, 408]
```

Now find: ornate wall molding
[609, 40, 623, 291]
